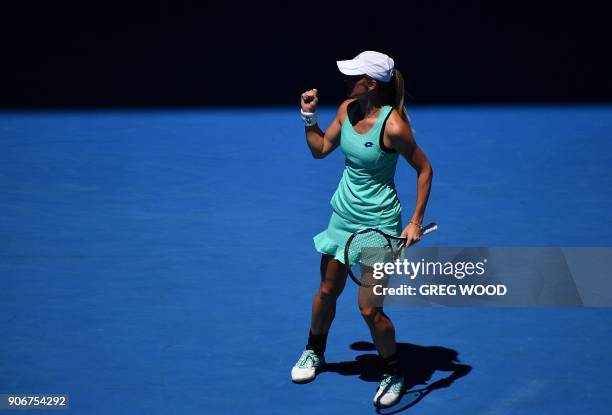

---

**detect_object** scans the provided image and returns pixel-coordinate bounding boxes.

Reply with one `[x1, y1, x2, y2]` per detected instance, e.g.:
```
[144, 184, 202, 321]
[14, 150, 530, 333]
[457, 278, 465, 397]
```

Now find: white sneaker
[373, 373, 405, 407]
[291, 349, 324, 383]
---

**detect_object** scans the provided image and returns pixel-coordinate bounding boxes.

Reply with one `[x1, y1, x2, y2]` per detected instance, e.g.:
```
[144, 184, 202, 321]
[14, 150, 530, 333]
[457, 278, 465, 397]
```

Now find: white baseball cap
[336, 51, 395, 82]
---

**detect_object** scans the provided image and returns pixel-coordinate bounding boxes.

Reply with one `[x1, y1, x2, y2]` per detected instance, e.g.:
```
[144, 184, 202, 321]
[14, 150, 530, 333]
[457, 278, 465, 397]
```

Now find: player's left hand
[401, 222, 422, 247]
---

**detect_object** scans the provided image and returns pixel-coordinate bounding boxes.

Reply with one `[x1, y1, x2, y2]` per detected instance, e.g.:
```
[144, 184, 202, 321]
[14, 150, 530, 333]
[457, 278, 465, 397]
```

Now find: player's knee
[319, 283, 342, 301]
[359, 305, 379, 322]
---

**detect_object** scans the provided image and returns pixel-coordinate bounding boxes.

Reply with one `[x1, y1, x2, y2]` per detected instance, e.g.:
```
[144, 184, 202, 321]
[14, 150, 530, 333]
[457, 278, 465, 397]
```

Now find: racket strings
[347, 230, 398, 268]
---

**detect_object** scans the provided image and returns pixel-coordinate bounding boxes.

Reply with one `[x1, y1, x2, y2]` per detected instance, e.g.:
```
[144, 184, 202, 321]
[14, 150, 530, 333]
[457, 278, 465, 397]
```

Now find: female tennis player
[291, 51, 433, 408]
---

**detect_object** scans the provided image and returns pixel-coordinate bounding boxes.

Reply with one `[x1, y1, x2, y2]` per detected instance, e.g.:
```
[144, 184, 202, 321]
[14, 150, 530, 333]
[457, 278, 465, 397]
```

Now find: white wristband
[300, 109, 318, 127]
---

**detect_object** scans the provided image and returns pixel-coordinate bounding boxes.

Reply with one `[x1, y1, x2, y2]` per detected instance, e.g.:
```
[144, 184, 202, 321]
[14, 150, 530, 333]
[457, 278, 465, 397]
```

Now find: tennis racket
[344, 222, 438, 287]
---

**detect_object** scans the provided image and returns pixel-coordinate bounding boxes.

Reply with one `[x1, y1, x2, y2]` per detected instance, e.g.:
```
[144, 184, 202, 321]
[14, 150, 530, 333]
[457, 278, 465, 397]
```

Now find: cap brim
[336, 59, 364, 75]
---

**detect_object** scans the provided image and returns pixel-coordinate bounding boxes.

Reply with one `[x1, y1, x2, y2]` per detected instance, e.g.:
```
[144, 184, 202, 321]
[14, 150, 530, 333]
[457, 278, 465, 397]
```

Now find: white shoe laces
[379, 374, 404, 394]
[297, 350, 319, 369]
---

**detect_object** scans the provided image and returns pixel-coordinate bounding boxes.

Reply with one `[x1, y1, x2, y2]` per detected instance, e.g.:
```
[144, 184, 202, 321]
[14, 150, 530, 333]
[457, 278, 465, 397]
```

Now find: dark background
[1, 1, 610, 107]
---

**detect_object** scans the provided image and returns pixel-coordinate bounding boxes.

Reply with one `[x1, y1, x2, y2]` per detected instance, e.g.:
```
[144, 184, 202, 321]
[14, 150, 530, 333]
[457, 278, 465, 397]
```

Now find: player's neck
[356, 95, 383, 119]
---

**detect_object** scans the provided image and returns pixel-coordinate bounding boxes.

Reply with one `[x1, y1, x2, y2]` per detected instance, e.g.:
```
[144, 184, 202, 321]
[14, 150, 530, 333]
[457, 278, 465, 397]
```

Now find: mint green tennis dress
[314, 102, 402, 265]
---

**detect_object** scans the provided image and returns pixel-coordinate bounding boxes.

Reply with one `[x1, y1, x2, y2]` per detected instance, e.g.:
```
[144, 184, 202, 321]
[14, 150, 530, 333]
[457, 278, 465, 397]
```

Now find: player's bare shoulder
[385, 108, 413, 140]
[385, 109, 406, 135]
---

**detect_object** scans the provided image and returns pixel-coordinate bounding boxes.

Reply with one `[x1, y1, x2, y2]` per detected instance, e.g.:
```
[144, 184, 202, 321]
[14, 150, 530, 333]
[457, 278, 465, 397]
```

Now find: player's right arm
[301, 89, 352, 159]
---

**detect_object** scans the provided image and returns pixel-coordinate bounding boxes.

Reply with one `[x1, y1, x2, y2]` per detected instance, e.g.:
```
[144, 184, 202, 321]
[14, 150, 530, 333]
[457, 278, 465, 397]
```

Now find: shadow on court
[323, 341, 472, 413]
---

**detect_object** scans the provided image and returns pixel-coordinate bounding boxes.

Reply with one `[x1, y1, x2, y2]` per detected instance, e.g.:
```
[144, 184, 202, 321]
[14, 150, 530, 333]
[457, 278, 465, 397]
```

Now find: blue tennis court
[1, 106, 611, 413]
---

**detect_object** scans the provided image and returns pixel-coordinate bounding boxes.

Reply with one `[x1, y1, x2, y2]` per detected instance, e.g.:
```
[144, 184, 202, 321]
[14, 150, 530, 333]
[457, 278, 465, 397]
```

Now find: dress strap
[379, 107, 396, 153]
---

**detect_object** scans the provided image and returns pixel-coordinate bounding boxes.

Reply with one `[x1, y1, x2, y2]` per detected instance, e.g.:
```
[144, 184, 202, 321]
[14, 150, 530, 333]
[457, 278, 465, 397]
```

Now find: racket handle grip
[406, 222, 438, 247]
[421, 222, 438, 235]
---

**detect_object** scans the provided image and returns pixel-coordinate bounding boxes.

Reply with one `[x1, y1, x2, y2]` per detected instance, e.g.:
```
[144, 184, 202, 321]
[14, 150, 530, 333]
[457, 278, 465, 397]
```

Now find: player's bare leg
[292, 255, 348, 383]
[358, 266, 404, 407]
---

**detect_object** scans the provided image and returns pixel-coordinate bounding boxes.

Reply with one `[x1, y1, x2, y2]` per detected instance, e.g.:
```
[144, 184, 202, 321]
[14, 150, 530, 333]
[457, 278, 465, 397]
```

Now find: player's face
[344, 75, 369, 97]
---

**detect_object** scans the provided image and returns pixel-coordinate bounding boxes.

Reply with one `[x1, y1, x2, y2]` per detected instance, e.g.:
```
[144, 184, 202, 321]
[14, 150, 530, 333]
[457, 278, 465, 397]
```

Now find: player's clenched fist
[301, 89, 318, 113]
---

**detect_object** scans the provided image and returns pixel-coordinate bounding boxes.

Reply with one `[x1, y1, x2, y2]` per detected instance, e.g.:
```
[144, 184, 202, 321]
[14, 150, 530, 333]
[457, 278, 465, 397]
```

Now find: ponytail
[390, 69, 408, 122]
[379, 69, 409, 122]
